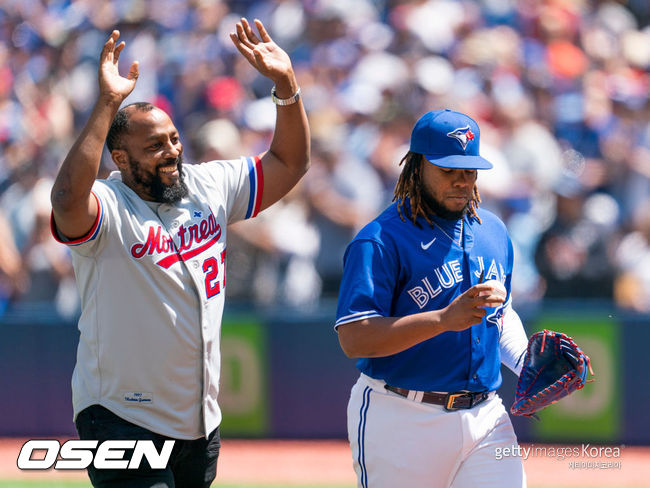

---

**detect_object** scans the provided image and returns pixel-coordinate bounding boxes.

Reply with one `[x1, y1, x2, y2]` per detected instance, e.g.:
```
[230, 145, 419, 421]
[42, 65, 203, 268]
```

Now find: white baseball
[478, 279, 506, 299]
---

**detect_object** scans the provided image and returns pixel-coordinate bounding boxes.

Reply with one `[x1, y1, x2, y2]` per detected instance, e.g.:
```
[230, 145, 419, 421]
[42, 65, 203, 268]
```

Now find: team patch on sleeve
[245, 156, 263, 219]
[50, 191, 103, 246]
[335, 310, 383, 329]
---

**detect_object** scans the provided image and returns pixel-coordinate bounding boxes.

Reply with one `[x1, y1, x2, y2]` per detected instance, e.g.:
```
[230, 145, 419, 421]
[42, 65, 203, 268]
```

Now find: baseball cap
[409, 109, 493, 169]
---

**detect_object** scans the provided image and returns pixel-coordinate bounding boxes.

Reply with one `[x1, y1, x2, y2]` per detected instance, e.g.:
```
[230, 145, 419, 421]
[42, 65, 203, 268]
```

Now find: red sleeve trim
[50, 191, 103, 245]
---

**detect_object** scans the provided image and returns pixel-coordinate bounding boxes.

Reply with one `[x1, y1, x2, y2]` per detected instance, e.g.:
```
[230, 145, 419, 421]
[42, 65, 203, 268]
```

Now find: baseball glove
[510, 329, 594, 417]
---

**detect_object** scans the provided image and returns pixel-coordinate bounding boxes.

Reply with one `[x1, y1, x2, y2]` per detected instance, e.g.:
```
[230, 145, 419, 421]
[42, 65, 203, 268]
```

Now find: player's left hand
[230, 18, 294, 86]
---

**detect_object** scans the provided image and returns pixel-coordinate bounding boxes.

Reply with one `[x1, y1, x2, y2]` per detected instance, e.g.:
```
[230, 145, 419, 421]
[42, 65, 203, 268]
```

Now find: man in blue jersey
[336, 109, 529, 488]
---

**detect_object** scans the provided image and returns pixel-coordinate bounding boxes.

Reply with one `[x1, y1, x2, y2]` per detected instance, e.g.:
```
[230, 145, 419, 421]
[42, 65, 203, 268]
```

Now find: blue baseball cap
[409, 109, 493, 169]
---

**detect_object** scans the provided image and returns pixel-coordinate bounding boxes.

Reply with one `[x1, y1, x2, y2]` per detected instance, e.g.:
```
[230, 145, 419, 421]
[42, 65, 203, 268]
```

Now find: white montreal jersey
[51, 156, 263, 440]
[336, 202, 513, 393]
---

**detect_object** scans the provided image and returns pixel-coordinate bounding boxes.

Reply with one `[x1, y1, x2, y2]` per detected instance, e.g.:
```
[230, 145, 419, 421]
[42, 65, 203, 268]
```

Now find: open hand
[230, 18, 294, 87]
[98, 30, 139, 102]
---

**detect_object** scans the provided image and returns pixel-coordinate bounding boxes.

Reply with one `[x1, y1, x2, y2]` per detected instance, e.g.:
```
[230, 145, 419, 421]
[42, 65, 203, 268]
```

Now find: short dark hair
[106, 102, 156, 152]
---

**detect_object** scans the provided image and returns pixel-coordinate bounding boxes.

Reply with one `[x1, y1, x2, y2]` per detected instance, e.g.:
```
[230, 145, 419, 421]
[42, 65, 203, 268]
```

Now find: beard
[421, 188, 469, 220]
[128, 154, 189, 204]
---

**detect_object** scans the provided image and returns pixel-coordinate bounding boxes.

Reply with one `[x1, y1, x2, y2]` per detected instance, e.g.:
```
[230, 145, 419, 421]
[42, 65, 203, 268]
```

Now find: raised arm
[230, 18, 310, 212]
[51, 30, 139, 239]
[337, 283, 506, 358]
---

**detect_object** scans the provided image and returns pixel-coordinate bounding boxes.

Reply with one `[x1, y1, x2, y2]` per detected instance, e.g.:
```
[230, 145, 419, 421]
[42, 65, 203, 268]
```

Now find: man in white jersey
[50, 19, 309, 487]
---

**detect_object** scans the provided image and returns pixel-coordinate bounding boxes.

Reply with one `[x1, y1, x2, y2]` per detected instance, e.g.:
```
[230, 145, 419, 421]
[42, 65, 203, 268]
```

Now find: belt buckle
[445, 393, 466, 411]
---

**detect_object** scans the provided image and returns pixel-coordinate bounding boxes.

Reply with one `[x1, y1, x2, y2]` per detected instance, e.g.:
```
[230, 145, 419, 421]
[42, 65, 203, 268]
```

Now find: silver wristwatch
[271, 86, 301, 106]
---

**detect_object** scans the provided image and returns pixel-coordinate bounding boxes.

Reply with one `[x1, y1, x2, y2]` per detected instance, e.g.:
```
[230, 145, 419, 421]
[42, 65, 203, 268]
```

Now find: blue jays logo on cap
[409, 109, 493, 170]
[447, 126, 475, 150]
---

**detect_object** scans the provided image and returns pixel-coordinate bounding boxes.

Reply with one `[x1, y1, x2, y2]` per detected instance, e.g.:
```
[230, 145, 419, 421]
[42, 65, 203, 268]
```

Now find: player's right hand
[98, 30, 139, 102]
[439, 283, 506, 332]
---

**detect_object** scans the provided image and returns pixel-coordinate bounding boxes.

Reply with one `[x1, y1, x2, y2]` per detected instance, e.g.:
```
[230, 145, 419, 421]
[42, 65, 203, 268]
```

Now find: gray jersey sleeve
[190, 156, 263, 224]
[50, 180, 114, 256]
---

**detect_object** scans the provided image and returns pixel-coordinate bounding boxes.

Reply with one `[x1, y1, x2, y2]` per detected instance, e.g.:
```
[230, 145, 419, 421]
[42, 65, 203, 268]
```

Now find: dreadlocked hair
[392, 151, 482, 227]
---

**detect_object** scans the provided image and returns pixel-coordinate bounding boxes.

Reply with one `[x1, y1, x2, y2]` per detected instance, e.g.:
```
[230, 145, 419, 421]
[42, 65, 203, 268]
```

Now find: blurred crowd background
[1, 0, 650, 319]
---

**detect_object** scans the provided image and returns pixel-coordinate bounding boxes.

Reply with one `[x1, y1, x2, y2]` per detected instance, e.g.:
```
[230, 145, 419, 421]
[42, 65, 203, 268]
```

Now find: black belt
[384, 385, 490, 411]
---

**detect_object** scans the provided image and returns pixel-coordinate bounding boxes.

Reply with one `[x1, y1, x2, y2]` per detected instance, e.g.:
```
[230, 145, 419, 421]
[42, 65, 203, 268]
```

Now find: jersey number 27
[202, 249, 226, 299]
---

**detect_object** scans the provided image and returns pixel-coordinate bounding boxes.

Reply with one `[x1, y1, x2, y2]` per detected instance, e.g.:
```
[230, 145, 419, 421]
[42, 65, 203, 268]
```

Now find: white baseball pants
[347, 374, 526, 488]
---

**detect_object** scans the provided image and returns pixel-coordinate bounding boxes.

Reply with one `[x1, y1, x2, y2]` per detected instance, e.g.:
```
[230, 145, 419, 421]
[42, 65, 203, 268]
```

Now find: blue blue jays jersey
[335, 202, 513, 392]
